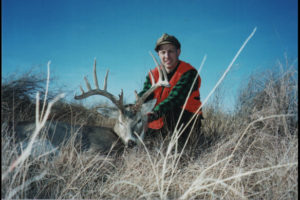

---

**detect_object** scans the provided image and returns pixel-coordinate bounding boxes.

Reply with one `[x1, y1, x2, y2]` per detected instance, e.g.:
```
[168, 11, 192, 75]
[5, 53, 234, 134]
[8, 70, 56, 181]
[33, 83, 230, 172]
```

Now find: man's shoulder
[178, 60, 197, 73]
[180, 60, 196, 67]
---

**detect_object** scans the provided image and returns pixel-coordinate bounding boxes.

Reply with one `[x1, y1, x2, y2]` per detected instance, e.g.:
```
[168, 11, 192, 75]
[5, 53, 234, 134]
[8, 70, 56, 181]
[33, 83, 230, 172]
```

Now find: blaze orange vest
[148, 61, 202, 130]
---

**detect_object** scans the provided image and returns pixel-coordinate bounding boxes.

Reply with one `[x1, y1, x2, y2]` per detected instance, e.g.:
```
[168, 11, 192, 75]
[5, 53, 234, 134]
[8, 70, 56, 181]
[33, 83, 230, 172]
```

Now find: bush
[2, 71, 49, 122]
[1, 71, 114, 128]
[2, 58, 298, 199]
[236, 60, 298, 136]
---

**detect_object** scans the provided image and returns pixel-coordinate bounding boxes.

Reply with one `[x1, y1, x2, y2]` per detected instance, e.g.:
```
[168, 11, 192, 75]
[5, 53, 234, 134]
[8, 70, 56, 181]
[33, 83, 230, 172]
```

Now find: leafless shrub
[236, 58, 298, 137]
[1, 70, 114, 130]
[2, 70, 48, 122]
[1, 30, 297, 199]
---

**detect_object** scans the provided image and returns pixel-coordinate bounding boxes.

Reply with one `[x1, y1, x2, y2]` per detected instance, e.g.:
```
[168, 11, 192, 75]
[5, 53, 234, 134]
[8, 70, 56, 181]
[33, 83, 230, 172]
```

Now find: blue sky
[2, 0, 298, 110]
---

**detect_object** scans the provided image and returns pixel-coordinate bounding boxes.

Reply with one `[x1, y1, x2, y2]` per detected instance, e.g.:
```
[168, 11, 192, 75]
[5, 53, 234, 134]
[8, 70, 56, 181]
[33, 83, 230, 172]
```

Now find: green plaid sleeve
[153, 69, 199, 114]
[138, 75, 154, 101]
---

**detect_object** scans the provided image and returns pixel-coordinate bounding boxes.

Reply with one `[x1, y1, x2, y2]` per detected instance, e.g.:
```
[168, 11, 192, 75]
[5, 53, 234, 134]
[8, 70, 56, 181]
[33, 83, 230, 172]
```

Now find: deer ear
[97, 107, 119, 119]
[141, 99, 157, 115]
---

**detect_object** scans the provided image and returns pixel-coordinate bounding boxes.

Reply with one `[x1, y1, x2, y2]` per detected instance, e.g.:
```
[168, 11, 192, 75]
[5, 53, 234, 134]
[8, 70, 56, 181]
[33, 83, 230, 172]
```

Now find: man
[138, 33, 203, 146]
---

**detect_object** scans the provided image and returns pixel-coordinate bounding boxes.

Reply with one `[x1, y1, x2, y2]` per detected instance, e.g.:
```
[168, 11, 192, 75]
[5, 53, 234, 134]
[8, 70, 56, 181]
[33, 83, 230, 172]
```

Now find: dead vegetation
[1, 70, 115, 129]
[1, 56, 297, 199]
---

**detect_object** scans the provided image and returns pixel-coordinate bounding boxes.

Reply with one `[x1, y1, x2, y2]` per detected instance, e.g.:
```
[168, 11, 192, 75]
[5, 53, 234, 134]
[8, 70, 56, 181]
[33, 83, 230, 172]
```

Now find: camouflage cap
[154, 33, 181, 52]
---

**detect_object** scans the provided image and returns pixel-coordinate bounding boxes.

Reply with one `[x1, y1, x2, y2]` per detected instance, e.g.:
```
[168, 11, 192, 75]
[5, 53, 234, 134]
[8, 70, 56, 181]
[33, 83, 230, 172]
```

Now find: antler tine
[104, 70, 109, 91]
[149, 51, 159, 66]
[119, 89, 124, 108]
[74, 59, 125, 113]
[149, 51, 162, 81]
[79, 85, 84, 94]
[133, 73, 157, 110]
[149, 51, 168, 82]
[149, 70, 155, 84]
[93, 58, 100, 89]
[134, 90, 139, 101]
[84, 76, 92, 91]
[133, 52, 171, 111]
[161, 63, 168, 82]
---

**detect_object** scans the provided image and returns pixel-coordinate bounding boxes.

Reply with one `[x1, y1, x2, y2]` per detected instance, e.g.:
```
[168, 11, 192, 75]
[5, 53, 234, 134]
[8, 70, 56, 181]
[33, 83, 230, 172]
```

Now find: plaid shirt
[138, 61, 200, 117]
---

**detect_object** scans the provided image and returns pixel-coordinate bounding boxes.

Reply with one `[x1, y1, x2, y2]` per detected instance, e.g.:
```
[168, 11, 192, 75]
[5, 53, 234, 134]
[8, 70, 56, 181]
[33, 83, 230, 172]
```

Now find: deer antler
[133, 52, 170, 111]
[74, 59, 125, 113]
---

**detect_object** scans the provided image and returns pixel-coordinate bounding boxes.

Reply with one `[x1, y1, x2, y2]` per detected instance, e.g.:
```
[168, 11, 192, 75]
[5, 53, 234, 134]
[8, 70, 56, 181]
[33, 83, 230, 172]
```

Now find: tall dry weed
[1, 70, 114, 130]
[239, 59, 297, 134]
[2, 71, 49, 122]
[1, 45, 297, 199]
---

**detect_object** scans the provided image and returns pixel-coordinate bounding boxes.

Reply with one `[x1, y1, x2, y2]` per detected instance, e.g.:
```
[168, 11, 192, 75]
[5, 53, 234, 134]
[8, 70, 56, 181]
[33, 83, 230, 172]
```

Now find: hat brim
[155, 41, 177, 52]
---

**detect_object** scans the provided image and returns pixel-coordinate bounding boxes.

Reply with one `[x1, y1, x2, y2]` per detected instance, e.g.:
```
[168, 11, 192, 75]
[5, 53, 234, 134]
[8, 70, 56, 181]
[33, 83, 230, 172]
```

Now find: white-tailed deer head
[74, 54, 169, 147]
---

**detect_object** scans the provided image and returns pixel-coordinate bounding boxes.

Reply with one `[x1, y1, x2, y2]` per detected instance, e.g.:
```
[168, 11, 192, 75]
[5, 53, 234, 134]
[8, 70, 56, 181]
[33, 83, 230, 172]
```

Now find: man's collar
[167, 60, 181, 74]
[167, 61, 181, 80]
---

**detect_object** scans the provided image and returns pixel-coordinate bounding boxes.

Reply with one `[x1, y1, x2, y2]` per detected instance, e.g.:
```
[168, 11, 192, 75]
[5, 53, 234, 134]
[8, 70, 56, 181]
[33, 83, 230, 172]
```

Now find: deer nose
[127, 140, 136, 148]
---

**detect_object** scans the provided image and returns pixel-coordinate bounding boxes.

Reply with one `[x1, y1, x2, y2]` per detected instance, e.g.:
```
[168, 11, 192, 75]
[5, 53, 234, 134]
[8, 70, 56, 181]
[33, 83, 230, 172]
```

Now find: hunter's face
[158, 44, 181, 73]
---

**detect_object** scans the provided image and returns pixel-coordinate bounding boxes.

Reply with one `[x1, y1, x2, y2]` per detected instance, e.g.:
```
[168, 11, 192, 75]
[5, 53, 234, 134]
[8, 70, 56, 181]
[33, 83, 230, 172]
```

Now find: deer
[74, 56, 170, 147]
[12, 54, 170, 156]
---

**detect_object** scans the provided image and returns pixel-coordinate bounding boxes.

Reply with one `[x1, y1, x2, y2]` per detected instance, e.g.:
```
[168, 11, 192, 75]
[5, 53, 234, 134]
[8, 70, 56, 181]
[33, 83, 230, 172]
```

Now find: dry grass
[2, 60, 297, 199]
[1, 29, 298, 198]
[1, 69, 115, 129]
